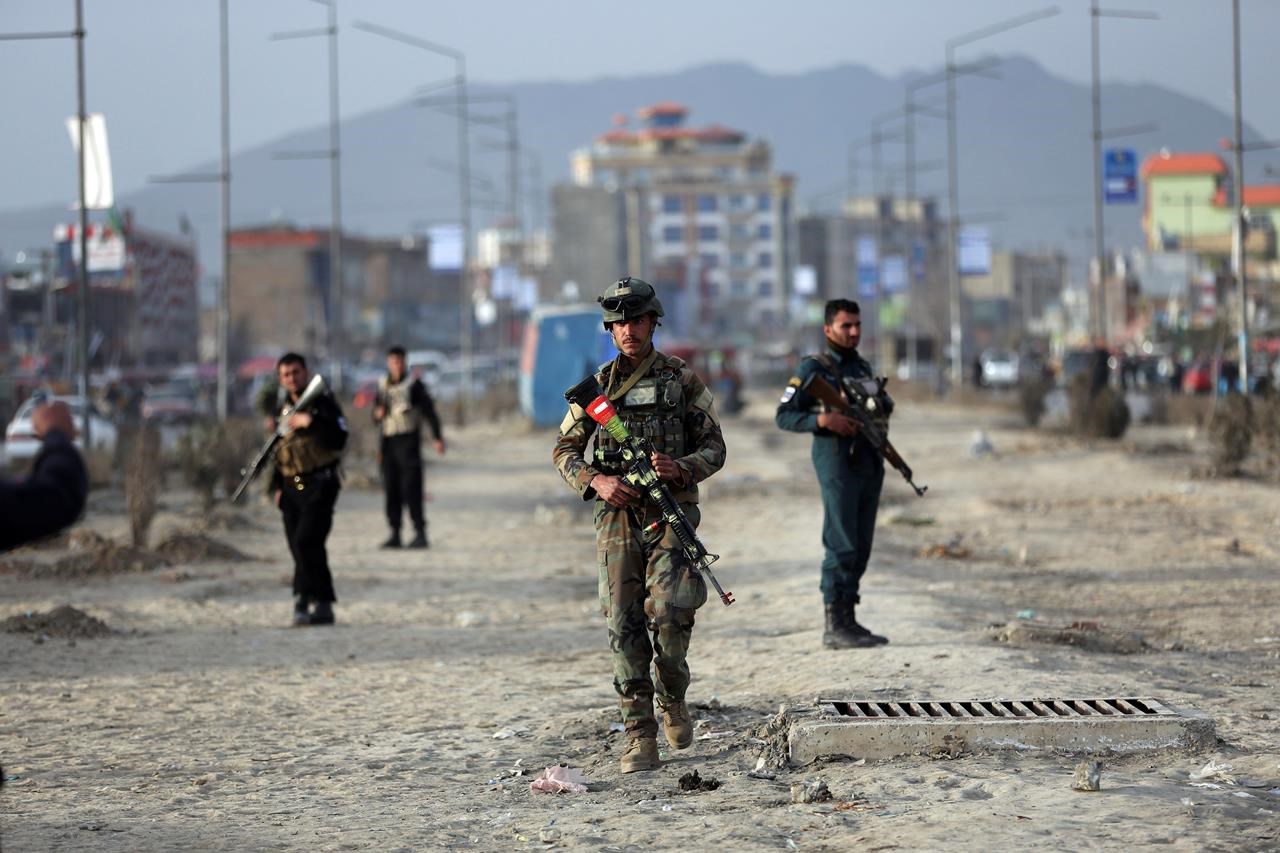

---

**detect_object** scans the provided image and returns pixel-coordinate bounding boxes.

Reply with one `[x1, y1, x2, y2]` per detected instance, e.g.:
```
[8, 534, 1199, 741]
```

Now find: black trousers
[382, 432, 425, 531]
[280, 471, 340, 603]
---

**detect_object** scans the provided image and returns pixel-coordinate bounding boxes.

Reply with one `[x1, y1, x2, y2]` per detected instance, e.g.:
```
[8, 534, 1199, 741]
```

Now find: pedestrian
[372, 346, 444, 549]
[552, 277, 726, 774]
[0, 400, 88, 551]
[775, 298, 891, 649]
[268, 353, 348, 626]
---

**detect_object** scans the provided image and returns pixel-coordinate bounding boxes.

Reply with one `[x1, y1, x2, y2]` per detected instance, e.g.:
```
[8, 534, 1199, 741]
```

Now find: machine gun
[801, 372, 928, 497]
[230, 373, 327, 504]
[565, 375, 735, 607]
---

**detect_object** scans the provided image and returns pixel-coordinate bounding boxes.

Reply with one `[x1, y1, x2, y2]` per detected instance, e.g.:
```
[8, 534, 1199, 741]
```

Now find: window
[697, 194, 718, 212]
[697, 225, 719, 242]
[757, 193, 772, 212]
[758, 251, 773, 268]
[662, 225, 683, 243]
[757, 223, 772, 240]
[757, 279, 774, 297]
[730, 223, 751, 241]
[699, 252, 719, 269]
[662, 194, 682, 213]
[730, 279, 748, 296]
[730, 251, 748, 269]
[728, 194, 747, 211]
[705, 282, 721, 298]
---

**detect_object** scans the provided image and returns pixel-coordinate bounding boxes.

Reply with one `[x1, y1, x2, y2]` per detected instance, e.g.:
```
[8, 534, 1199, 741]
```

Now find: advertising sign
[856, 236, 878, 298]
[957, 226, 991, 277]
[1104, 148, 1138, 204]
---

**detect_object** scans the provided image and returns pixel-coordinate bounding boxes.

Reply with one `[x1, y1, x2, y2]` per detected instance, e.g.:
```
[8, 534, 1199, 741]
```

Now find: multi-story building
[554, 102, 794, 337]
[962, 250, 1068, 341]
[228, 226, 459, 360]
[1141, 151, 1279, 257]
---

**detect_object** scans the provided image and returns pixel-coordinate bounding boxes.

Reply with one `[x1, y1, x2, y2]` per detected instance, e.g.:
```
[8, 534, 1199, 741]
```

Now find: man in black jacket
[268, 353, 349, 626]
[0, 400, 88, 551]
[373, 346, 444, 549]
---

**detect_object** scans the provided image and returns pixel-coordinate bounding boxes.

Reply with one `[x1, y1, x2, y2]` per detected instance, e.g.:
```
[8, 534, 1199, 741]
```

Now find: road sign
[1104, 148, 1138, 204]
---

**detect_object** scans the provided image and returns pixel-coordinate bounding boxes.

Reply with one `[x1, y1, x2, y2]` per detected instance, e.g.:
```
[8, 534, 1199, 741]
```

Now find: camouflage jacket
[552, 349, 726, 504]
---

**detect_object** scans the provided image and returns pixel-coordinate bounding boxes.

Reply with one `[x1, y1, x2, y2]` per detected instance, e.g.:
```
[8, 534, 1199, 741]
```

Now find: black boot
[310, 601, 335, 626]
[823, 602, 878, 649]
[380, 529, 402, 549]
[848, 602, 889, 645]
[292, 595, 311, 627]
[407, 527, 428, 549]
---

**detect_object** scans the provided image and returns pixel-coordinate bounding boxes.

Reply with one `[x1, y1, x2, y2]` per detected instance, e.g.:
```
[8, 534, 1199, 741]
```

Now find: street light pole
[74, 0, 91, 447]
[945, 6, 1060, 388]
[217, 0, 231, 421]
[1231, 0, 1248, 390]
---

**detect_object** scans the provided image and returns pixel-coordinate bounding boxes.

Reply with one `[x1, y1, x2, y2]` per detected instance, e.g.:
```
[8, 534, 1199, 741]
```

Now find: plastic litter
[1189, 759, 1236, 785]
[529, 765, 588, 794]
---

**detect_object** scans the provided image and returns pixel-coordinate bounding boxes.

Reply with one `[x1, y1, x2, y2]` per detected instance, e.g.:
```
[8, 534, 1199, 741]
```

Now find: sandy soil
[2, 392, 1278, 851]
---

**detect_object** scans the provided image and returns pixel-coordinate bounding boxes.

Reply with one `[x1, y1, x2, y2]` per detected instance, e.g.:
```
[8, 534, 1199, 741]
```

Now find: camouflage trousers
[595, 499, 708, 738]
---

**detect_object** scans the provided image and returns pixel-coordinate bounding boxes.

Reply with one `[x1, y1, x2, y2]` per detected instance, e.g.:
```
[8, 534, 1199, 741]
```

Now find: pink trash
[529, 765, 589, 794]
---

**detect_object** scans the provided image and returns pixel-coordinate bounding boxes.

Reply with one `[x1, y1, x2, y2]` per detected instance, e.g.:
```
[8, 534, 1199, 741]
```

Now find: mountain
[0, 56, 1267, 280]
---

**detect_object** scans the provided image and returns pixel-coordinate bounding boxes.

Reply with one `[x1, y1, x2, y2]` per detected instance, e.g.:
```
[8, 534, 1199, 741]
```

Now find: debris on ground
[1189, 759, 1236, 785]
[153, 531, 250, 563]
[790, 778, 832, 804]
[920, 534, 971, 560]
[1072, 760, 1102, 792]
[747, 756, 777, 780]
[970, 430, 995, 459]
[1, 605, 112, 639]
[988, 619, 1148, 654]
[528, 765, 588, 794]
[677, 769, 721, 792]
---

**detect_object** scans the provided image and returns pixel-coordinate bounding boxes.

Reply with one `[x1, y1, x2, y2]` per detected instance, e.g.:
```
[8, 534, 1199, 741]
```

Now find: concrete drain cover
[788, 697, 1214, 763]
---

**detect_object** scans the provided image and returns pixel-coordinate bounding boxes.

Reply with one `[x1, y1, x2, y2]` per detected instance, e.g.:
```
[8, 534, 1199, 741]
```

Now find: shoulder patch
[780, 386, 797, 403]
[788, 376, 802, 387]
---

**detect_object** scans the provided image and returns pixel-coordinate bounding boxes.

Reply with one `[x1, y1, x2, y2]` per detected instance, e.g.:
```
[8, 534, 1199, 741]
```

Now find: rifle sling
[606, 350, 659, 401]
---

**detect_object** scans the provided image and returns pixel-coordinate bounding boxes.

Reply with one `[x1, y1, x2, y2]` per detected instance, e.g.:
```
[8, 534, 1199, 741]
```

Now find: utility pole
[217, 0, 231, 420]
[75, 0, 91, 448]
[1231, 0, 1248, 390]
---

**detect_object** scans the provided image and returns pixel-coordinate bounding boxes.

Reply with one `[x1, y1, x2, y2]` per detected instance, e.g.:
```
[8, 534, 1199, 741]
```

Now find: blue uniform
[775, 344, 885, 606]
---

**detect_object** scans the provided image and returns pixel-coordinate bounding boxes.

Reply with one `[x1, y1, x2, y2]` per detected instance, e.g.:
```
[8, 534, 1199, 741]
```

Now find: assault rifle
[230, 373, 327, 504]
[565, 376, 735, 606]
[801, 372, 928, 497]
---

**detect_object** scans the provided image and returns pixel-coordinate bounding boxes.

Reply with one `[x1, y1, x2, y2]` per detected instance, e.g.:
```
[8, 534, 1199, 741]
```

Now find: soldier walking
[373, 346, 445, 549]
[775, 299, 891, 649]
[269, 353, 349, 626]
[553, 278, 726, 774]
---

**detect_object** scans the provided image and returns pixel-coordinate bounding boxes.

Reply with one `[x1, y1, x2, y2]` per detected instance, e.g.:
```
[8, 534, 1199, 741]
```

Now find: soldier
[268, 353, 349, 626]
[373, 346, 445, 549]
[775, 299, 890, 649]
[553, 277, 727, 774]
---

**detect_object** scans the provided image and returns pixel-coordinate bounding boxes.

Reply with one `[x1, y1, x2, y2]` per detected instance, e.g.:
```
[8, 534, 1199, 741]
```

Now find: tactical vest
[813, 351, 892, 435]
[274, 401, 342, 478]
[378, 374, 421, 437]
[594, 354, 688, 469]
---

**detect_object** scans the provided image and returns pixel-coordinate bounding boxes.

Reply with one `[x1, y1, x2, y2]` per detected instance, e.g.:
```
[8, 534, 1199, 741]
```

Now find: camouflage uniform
[553, 349, 726, 738]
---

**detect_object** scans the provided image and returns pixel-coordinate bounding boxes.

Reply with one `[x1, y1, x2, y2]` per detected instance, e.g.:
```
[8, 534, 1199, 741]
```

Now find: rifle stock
[229, 374, 327, 504]
[801, 372, 928, 497]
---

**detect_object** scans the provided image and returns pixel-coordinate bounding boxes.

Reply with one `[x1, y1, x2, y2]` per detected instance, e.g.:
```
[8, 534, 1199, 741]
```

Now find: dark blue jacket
[775, 343, 884, 480]
[0, 429, 89, 551]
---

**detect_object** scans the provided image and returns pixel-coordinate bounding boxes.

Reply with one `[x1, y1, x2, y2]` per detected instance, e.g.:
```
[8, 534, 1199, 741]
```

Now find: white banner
[65, 113, 114, 210]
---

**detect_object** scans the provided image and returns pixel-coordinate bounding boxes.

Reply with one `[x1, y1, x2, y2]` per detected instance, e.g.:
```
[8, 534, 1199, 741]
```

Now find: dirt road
[2, 392, 1277, 850]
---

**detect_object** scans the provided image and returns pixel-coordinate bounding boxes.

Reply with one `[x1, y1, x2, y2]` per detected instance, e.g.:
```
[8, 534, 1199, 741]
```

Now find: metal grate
[822, 697, 1175, 721]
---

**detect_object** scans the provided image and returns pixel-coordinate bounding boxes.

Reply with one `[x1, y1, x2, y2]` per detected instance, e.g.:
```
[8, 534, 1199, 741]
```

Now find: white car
[979, 350, 1020, 389]
[3, 394, 118, 464]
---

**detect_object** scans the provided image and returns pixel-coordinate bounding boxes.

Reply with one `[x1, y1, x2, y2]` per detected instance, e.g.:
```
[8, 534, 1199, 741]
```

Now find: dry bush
[176, 418, 263, 509]
[124, 425, 162, 547]
[1207, 392, 1253, 476]
[1067, 374, 1130, 439]
[1018, 378, 1051, 427]
[1253, 393, 1280, 478]
[83, 446, 115, 489]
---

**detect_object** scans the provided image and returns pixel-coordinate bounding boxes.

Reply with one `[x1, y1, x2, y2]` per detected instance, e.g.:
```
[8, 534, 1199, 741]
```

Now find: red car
[1181, 361, 1213, 394]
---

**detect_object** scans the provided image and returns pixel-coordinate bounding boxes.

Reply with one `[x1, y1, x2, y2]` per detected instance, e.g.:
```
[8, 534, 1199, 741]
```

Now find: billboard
[856, 236, 878, 298]
[1104, 148, 1138, 204]
[958, 226, 991, 277]
[427, 224, 464, 272]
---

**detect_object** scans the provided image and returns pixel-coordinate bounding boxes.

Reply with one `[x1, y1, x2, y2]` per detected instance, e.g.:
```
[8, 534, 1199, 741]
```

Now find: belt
[288, 463, 338, 491]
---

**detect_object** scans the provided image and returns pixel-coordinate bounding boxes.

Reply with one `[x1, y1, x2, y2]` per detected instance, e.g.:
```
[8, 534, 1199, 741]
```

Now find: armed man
[553, 277, 726, 774]
[268, 353, 349, 626]
[373, 345, 445, 549]
[776, 298, 892, 649]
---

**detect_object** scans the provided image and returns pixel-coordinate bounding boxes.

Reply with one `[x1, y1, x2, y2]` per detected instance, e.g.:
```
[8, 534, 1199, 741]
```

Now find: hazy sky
[2, 0, 1277, 213]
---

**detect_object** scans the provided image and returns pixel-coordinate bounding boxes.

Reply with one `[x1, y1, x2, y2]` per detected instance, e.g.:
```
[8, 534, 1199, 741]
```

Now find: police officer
[776, 299, 890, 649]
[553, 277, 726, 774]
[269, 353, 349, 626]
[373, 345, 445, 549]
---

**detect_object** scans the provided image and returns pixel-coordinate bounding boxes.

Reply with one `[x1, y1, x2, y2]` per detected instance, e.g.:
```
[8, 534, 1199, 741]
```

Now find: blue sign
[856, 236, 878, 298]
[957, 226, 991, 277]
[1104, 148, 1138, 204]
[881, 255, 906, 294]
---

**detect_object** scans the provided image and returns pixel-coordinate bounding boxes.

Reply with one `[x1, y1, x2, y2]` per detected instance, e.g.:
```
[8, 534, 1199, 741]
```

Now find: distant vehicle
[3, 394, 118, 464]
[1182, 361, 1213, 394]
[141, 384, 202, 423]
[1059, 349, 1098, 387]
[978, 349, 1019, 389]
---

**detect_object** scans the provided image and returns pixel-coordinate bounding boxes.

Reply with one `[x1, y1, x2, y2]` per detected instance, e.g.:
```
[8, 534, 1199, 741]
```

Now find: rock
[1072, 760, 1101, 792]
[790, 778, 832, 804]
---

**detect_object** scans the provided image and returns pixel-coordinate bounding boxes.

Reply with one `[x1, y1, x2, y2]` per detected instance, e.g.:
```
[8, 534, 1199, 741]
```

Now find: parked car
[3, 394, 118, 464]
[978, 349, 1020, 389]
[1182, 361, 1213, 394]
[141, 384, 202, 423]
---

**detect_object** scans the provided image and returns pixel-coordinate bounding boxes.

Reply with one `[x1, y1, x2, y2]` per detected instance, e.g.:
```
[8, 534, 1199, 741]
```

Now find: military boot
[657, 698, 694, 749]
[380, 529, 402, 549]
[619, 736, 660, 773]
[407, 527, 429, 549]
[309, 601, 335, 626]
[292, 595, 311, 627]
[848, 603, 889, 645]
[823, 603, 878, 649]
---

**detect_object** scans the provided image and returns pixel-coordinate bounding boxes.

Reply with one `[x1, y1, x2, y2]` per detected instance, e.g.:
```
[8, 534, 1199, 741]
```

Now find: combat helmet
[598, 276, 664, 327]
